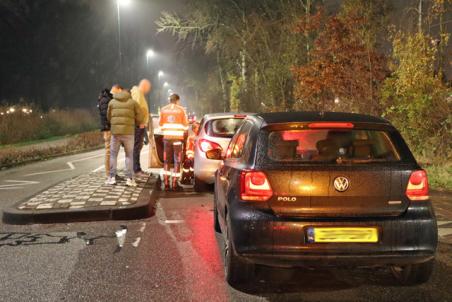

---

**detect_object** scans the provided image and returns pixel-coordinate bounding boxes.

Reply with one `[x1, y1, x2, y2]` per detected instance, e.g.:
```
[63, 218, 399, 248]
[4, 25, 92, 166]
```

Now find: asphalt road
[0, 149, 451, 302]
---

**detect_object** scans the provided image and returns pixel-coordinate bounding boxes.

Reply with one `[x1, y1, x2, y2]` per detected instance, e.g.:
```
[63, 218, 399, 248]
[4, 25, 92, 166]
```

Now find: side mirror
[205, 149, 223, 160]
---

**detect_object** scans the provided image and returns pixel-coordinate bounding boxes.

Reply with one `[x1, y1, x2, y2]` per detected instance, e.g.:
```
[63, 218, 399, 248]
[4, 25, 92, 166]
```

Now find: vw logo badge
[334, 176, 349, 192]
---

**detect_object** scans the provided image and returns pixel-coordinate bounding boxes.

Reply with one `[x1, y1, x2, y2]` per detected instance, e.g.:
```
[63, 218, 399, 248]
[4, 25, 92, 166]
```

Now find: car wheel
[224, 214, 254, 286]
[390, 259, 434, 285]
[194, 177, 209, 192]
[213, 195, 221, 233]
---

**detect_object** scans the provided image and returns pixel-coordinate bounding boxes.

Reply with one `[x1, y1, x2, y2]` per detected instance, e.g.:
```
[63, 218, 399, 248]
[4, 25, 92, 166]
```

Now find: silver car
[193, 113, 251, 191]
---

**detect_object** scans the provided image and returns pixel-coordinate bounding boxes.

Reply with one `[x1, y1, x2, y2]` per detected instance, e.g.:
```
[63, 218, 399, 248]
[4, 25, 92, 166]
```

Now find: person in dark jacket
[98, 88, 113, 177]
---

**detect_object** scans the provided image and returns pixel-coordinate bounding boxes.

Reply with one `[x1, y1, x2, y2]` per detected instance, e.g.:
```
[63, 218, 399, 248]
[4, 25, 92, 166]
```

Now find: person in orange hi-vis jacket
[159, 93, 188, 191]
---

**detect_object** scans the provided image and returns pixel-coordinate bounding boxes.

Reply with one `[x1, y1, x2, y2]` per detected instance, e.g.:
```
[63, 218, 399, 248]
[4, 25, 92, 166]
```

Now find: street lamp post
[116, 0, 131, 72]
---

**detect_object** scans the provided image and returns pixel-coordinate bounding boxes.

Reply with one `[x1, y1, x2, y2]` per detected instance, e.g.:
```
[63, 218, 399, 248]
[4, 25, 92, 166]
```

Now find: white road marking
[24, 154, 104, 177]
[91, 165, 105, 173]
[132, 237, 141, 247]
[139, 222, 146, 233]
[437, 221, 452, 226]
[0, 180, 40, 190]
[164, 220, 185, 224]
[71, 154, 104, 163]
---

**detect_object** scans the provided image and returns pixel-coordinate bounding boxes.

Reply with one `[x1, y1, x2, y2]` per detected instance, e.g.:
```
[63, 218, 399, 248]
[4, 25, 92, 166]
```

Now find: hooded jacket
[98, 89, 112, 131]
[107, 91, 144, 135]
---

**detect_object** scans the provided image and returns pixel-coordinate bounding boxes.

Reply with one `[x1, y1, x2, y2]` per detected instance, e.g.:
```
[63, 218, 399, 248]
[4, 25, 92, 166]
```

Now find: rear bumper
[194, 152, 221, 184]
[228, 201, 438, 268]
[241, 252, 435, 268]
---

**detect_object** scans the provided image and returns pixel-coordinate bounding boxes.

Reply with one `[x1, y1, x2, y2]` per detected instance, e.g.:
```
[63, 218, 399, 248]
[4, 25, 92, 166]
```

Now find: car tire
[213, 195, 221, 233]
[390, 259, 434, 285]
[194, 177, 209, 192]
[224, 214, 254, 286]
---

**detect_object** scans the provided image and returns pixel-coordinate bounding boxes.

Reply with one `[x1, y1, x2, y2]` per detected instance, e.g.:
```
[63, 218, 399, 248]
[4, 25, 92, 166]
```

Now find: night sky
[0, 0, 188, 110]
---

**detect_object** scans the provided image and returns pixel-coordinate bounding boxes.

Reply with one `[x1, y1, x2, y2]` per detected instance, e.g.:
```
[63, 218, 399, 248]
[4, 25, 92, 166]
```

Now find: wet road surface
[0, 189, 451, 302]
[0, 149, 451, 301]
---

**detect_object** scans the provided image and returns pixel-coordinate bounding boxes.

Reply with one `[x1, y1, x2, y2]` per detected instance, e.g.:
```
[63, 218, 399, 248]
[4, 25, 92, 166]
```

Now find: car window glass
[266, 129, 400, 163]
[225, 133, 239, 159]
[230, 122, 252, 159]
[207, 118, 244, 138]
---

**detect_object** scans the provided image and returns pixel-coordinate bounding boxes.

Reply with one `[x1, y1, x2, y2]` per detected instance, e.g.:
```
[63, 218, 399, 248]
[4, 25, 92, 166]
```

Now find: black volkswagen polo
[212, 112, 437, 286]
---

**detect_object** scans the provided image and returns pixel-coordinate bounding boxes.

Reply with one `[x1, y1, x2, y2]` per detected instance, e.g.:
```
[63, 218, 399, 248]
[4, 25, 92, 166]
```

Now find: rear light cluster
[198, 139, 222, 153]
[406, 170, 429, 201]
[240, 171, 273, 201]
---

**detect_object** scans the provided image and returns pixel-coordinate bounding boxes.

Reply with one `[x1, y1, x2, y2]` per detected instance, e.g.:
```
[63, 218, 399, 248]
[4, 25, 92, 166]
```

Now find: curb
[2, 178, 159, 225]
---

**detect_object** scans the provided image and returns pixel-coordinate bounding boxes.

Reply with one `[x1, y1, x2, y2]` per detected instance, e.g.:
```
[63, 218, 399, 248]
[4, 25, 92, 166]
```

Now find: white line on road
[139, 222, 146, 233]
[0, 186, 22, 190]
[164, 220, 185, 224]
[0, 180, 40, 190]
[132, 237, 142, 247]
[24, 154, 104, 177]
[91, 165, 105, 173]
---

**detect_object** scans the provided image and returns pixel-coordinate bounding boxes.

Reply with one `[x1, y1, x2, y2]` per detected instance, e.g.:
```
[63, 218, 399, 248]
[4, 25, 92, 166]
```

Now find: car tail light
[240, 171, 273, 201]
[308, 122, 354, 129]
[199, 139, 222, 153]
[234, 114, 247, 118]
[406, 170, 429, 201]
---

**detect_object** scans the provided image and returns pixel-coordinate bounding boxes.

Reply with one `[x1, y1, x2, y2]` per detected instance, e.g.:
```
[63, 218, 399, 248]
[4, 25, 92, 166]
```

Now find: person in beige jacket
[131, 79, 151, 177]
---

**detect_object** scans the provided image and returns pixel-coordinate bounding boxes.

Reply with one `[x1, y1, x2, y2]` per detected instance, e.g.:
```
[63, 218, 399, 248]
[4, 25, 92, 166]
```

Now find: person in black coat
[98, 88, 113, 177]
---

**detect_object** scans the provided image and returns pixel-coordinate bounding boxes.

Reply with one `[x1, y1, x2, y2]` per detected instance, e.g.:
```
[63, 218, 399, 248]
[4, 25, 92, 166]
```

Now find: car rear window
[206, 118, 244, 138]
[266, 129, 400, 163]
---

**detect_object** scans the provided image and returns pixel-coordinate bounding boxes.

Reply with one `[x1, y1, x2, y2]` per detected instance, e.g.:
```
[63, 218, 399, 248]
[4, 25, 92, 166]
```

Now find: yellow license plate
[310, 227, 379, 243]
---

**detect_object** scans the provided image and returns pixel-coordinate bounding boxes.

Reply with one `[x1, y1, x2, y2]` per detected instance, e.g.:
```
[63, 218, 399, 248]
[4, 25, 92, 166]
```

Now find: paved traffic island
[2, 171, 158, 224]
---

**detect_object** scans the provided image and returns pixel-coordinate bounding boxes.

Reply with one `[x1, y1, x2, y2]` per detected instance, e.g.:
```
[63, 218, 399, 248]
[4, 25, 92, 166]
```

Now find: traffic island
[2, 171, 158, 225]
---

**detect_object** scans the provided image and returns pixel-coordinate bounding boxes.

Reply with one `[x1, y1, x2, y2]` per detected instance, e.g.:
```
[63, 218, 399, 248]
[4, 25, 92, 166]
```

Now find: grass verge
[0, 131, 103, 169]
[424, 164, 452, 192]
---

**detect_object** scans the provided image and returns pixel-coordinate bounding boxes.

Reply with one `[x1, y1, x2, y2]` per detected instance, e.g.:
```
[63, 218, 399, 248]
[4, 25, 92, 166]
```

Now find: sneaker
[105, 177, 116, 185]
[126, 178, 137, 187]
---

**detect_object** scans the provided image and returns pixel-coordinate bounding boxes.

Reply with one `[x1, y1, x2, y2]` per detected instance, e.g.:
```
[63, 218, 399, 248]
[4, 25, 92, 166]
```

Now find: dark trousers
[133, 127, 145, 173]
[163, 139, 183, 187]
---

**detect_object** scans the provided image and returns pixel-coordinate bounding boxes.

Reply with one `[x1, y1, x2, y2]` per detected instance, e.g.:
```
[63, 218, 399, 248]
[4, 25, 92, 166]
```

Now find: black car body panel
[215, 112, 437, 268]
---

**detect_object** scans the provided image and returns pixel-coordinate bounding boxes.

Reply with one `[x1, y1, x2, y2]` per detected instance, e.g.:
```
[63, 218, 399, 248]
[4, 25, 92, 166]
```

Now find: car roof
[201, 112, 254, 121]
[254, 111, 390, 126]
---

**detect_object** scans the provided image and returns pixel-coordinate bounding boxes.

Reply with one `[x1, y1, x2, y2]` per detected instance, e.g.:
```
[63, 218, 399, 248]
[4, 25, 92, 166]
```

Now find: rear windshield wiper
[336, 158, 389, 164]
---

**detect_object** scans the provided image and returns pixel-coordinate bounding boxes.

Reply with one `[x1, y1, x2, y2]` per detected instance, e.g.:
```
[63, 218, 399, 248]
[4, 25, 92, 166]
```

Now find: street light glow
[146, 49, 155, 59]
[163, 81, 169, 88]
[9, 107, 15, 113]
[158, 70, 164, 78]
[117, 0, 131, 7]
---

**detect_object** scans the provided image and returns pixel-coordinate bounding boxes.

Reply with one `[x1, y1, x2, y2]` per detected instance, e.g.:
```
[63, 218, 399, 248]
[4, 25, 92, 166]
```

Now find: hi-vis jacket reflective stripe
[159, 103, 189, 140]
